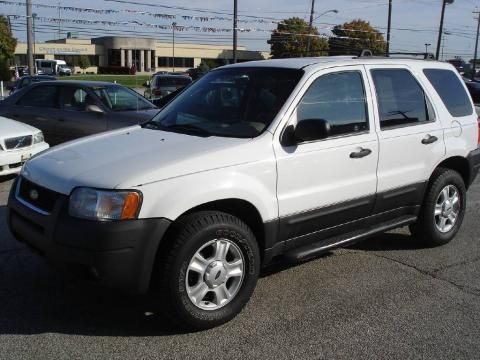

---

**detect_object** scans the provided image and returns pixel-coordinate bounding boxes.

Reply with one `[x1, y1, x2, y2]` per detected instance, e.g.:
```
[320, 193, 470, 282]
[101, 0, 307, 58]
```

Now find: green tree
[328, 19, 386, 56]
[78, 55, 90, 74]
[268, 17, 329, 58]
[0, 15, 17, 81]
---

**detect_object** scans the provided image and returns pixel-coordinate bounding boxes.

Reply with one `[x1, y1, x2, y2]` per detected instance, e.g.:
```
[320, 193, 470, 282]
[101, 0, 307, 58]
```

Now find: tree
[268, 17, 329, 58]
[328, 19, 386, 56]
[0, 15, 17, 81]
[78, 55, 90, 74]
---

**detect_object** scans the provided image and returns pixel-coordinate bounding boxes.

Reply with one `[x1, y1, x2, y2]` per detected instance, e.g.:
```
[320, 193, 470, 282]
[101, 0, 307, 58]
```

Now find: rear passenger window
[297, 71, 368, 137]
[371, 69, 430, 129]
[423, 69, 473, 117]
[16, 85, 58, 108]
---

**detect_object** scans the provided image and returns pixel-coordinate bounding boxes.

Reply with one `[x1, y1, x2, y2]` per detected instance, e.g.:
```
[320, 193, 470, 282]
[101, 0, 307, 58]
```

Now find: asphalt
[1, 175, 480, 359]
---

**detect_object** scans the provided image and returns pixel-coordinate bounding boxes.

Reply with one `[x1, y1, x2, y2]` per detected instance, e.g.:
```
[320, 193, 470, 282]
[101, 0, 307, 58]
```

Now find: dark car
[465, 81, 480, 104]
[7, 75, 57, 95]
[144, 74, 192, 100]
[0, 81, 159, 145]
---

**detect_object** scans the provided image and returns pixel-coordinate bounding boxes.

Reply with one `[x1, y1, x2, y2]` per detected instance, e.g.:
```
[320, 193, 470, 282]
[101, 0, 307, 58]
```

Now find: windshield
[92, 85, 156, 111]
[146, 67, 303, 138]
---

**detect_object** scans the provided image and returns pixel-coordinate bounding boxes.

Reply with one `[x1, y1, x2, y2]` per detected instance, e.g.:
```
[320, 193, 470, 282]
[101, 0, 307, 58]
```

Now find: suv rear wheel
[155, 211, 260, 330]
[410, 168, 466, 246]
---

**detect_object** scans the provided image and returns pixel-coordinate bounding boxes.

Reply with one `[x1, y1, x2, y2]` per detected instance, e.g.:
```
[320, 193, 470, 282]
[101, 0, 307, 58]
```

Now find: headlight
[33, 132, 44, 144]
[69, 188, 142, 221]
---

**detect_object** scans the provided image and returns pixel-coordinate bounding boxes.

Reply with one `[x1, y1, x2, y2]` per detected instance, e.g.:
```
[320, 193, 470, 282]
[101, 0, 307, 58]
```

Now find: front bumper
[467, 148, 480, 187]
[6, 177, 171, 293]
[0, 143, 49, 176]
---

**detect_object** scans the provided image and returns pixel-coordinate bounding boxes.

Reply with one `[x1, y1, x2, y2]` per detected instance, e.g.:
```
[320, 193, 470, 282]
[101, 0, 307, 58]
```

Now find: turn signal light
[121, 192, 141, 220]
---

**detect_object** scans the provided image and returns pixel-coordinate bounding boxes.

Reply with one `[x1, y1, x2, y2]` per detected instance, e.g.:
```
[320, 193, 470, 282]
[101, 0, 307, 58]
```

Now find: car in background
[0, 117, 49, 177]
[143, 74, 192, 101]
[465, 81, 480, 104]
[7, 75, 57, 96]
[58, 64, 72, 76]
[0, 81, 159, 145]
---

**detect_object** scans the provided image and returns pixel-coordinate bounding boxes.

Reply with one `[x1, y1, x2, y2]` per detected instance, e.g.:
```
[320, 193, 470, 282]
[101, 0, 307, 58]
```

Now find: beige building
[14, 36, 270, 74]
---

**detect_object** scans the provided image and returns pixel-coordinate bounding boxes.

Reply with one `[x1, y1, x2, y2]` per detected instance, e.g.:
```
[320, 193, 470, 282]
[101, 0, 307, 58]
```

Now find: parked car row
[143, 74, 192, 101]
[0, 81, 159, 145]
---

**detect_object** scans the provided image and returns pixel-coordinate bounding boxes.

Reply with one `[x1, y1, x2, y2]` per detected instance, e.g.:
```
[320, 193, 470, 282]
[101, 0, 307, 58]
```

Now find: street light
[306, 7, 339, 56]
[425, 43, 431, 54]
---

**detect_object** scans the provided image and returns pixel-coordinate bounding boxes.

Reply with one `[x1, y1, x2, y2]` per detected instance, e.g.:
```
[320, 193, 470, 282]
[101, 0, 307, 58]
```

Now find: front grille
[5, 135, 33, 150]
[17, 177, 60, 213]
[9, 162, 23, 169]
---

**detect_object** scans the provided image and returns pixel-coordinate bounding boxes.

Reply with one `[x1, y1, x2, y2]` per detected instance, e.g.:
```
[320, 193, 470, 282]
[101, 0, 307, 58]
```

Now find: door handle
[57, 118, 65, 122]
[421, 135, 438, 145]
[12, 113, 19, 118]
[34, 116, 47, 121]
[350, 148, 372, 159]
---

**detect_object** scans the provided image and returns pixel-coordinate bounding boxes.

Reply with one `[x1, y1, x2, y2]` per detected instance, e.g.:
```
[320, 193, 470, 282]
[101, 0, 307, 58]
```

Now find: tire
[155, 211, 260, 330]
[410, 168, 466, 247]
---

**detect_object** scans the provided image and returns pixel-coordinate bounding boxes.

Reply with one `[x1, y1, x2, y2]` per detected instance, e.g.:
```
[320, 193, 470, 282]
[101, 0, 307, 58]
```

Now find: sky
[2, 0, 480, 61]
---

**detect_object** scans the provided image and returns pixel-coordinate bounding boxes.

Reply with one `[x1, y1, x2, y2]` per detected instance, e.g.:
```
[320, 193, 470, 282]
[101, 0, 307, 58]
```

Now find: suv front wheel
[410, 168, 466, 247]
[155, 211, 260, 330]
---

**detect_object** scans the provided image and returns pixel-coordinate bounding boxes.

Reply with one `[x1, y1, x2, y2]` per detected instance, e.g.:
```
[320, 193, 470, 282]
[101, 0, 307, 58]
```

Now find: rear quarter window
[423, 69, 473, 117]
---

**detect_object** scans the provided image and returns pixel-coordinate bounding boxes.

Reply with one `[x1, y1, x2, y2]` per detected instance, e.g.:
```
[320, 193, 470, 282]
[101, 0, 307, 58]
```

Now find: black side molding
[466, 148, 480, 187]
[284, 215, 417, 262]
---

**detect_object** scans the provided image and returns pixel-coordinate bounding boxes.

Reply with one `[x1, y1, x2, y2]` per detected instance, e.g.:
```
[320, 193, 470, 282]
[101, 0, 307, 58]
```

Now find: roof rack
[389, 52, 435, 60]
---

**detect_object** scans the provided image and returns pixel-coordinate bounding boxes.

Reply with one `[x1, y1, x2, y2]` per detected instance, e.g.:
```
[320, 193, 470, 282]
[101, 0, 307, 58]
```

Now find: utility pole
[6, 15, 12, 33]
[172, 22, 176, 72]
[58, 1, 61, 39]
[306, 0, 315, 56]
[472, 11, 480, 81]
[26, 0, 34, 75]
[436, 0, 454, 60]
[233, 0, 238, 63]
[386, 0, 392, 56]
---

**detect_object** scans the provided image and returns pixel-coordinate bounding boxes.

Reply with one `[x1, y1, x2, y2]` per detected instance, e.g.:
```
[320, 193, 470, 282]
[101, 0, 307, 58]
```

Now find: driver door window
[297, 71, 369, 138]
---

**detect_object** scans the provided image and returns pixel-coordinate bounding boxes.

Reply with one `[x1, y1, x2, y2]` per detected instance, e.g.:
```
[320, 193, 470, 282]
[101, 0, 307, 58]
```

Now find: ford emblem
[29, 189, 39, 201]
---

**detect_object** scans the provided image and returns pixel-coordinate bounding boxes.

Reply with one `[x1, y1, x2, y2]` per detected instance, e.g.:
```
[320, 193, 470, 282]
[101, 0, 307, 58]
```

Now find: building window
[108, 49, 121, 66]
[158, 57, 194, 68]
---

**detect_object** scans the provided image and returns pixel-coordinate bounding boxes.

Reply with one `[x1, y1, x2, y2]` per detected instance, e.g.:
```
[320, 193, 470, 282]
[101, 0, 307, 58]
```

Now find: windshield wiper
[143, 122, 211, 137]
[165, 124, 211, 137]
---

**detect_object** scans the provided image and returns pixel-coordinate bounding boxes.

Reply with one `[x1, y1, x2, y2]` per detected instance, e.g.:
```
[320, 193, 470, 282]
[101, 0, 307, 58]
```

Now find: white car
[7, 57, 480, 330]
[0, 117, 49, 176]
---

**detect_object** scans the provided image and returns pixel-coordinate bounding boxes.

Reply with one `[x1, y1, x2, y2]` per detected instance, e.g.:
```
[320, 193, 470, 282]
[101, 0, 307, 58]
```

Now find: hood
[22, 125, 262, 195]
[0, 116, 40, 139]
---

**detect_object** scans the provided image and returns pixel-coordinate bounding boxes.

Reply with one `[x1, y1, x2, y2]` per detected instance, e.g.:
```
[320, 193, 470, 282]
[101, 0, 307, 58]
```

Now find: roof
[30, 80, 122, 87]
[222, 56, 452, 71]
[152, 74, 191, 79]
[20, 75, 56, 79]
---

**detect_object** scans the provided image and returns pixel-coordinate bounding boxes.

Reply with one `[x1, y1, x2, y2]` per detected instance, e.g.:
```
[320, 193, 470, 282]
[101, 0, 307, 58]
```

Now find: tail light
[153, 89, 162, 96]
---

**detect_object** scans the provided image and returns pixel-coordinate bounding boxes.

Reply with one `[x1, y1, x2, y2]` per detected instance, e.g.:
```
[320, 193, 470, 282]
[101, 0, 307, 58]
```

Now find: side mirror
[281, 119, 330, 146]
[86, 104, 104, 114]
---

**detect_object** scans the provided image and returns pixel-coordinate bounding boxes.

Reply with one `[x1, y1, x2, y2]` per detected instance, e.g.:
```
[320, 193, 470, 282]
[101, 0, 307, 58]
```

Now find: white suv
[7, 57, 480, 330]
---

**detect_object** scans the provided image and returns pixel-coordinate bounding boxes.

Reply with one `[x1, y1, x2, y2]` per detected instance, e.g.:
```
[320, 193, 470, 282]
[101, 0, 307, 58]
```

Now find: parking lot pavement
[1, 176, 480, 360]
